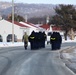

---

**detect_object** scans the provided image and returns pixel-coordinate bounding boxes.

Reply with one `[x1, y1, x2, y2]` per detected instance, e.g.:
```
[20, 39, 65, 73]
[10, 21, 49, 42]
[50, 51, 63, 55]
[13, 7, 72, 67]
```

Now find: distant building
[0, 19, 29, 42]
[0, 19, 44, 42]
[0, 19, 64, 42]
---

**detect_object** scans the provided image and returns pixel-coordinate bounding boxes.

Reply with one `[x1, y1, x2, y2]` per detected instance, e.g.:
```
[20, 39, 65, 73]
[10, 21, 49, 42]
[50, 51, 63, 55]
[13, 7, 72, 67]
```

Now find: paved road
[0, 43, 76, 75]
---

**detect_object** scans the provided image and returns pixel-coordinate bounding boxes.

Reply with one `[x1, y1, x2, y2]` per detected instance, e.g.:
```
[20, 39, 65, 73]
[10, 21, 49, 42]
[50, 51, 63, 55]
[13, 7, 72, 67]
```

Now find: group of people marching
[22, 31, 62, 50]
[22, 31, 46, 50]
[28, 31, 46, 50]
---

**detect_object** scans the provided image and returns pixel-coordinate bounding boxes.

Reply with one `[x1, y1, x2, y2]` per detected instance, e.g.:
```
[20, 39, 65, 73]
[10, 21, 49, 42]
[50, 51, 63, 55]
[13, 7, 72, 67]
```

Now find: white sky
[0, 0, 76, 5]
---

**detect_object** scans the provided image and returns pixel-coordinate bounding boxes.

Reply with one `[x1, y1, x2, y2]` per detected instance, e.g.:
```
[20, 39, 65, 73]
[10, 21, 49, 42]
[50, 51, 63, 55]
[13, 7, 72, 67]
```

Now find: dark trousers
[24, 42, 28, 50]
[51, 43, 61, 50]
[30, 42, 35, 50]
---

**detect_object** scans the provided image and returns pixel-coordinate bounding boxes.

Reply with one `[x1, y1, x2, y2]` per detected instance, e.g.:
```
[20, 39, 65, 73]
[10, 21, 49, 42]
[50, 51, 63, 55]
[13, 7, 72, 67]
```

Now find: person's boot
[25, 46, 27, 50]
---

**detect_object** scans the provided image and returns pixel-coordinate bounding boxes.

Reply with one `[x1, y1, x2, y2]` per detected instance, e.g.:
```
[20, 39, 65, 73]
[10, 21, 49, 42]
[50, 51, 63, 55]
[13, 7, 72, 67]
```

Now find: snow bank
[0, 42, 24, 47]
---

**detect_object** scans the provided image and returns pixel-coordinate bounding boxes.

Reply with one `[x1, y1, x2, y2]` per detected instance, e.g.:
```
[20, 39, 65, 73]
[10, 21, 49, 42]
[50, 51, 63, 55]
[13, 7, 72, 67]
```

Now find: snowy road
[0, 45, 76, 75]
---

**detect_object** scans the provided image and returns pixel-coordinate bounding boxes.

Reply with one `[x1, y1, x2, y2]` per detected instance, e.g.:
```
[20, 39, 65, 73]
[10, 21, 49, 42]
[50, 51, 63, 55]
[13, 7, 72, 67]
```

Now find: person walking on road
[28, 31, 36, 50]
[22, 32, 28, 50]
[50, 32, 62, 50]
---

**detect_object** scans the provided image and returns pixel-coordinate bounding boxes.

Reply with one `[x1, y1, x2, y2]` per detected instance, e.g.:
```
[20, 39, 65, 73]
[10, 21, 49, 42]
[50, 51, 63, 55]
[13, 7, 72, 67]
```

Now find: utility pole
[12, 0, 14, 43]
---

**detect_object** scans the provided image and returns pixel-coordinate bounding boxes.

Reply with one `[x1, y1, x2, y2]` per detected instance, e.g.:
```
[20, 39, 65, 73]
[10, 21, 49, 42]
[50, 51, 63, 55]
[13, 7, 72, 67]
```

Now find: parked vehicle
[7, 34, 17, 42]
[0, 35, 3, 42]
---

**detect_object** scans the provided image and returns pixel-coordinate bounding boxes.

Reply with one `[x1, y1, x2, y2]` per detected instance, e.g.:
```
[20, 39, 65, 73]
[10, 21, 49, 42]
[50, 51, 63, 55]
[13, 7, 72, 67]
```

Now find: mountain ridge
[0, 1, 56, 19]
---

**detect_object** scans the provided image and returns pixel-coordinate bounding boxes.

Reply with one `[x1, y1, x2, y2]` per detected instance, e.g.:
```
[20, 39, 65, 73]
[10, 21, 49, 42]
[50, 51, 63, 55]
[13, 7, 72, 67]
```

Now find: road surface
[0, 43, 76, 75]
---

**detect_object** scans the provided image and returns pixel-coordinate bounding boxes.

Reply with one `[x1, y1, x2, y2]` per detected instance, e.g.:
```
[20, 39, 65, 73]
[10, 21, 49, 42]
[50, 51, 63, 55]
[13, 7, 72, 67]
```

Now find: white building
[0, 19, 49, 42]
[0, 19, 29, 42]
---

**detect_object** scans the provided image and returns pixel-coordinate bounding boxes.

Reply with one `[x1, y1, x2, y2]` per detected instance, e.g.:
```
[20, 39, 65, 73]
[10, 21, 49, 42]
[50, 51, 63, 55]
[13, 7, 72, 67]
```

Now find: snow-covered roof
[7, 20, 29, 28]
[40, 24, 50, 30]
[19, 21, 38, 28]
[0, 19, 29, 28]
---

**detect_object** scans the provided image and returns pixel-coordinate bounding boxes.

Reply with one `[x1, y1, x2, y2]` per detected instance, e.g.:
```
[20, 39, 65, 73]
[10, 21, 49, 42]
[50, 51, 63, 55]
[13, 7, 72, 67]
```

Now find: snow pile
[60, 48, 76, 73]
[61, 53, 74, 59]
[0, 42, 24, 47]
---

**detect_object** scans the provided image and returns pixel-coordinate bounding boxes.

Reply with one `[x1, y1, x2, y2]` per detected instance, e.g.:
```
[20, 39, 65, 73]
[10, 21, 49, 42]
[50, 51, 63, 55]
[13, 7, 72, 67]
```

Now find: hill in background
[0, 2, 56, 20]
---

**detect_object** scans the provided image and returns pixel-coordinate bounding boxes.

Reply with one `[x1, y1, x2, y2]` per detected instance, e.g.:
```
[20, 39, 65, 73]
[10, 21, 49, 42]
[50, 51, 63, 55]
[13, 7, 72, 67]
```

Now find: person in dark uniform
[38, 31, 42, 48]
[28, 31, 36, 50]
[50, 32, 56, 50]
[56, 32, 62, 49]
[50, 32, 62, 50]
[42, 31, 47, 48]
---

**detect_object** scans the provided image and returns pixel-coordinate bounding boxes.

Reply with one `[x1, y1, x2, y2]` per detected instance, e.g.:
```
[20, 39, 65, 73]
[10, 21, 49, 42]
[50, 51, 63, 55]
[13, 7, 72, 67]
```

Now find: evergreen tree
[49, 5, 76, 40]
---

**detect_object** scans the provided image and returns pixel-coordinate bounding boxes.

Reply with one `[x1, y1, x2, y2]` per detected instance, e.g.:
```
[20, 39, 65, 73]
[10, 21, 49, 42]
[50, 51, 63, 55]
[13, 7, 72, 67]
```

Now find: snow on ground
[0, 38, 76, 47]
[0, 42, 24, 47]
[60, 39, 76, 73]
[61, 49, 76, 73]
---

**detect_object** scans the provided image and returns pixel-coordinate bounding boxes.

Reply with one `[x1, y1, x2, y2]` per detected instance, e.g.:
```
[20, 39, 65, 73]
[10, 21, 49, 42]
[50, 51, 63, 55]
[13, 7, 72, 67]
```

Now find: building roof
[19, 21, 38, 29]
[40, 24, 62, 31]
[40, 24, 50, 30]
[24, 22, 38, 28]
[52, 26, 61, 31]
[8, 20, 29, 28]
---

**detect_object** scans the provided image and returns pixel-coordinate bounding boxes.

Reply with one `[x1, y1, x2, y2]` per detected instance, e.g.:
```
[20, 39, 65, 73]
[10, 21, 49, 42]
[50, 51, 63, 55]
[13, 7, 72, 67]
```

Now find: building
[40, 24, 52, 34]
[0, 19, 29, 42]
[19, 21, 45, 35]
[0, 19, 64, 42]
[0, 19, 45, 42]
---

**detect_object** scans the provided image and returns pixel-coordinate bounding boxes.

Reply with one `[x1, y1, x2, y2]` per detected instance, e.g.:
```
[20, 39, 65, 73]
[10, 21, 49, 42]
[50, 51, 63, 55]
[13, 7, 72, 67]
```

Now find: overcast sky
[0, 0, 76, 5]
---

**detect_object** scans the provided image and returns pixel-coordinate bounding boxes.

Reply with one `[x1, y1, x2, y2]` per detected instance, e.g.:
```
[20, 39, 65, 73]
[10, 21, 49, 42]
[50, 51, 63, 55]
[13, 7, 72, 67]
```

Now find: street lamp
[12, 0, 14, 43]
